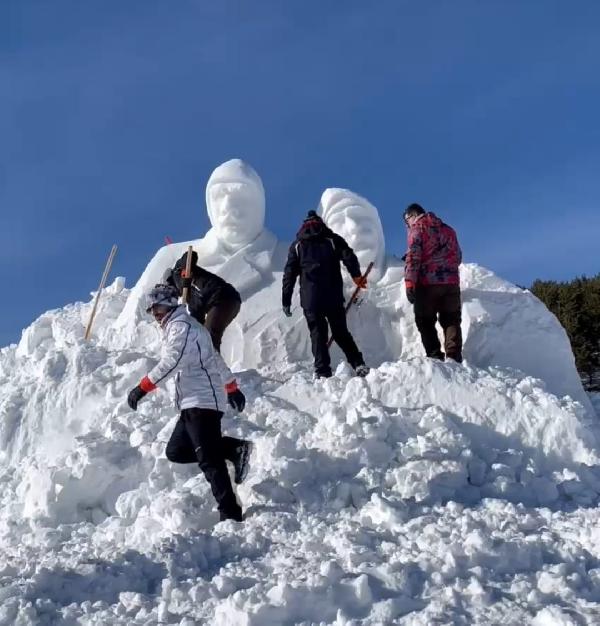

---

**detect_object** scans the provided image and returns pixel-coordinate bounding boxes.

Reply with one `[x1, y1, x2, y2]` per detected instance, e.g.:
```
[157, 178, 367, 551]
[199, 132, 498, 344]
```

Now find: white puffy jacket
[144, 306, 235, 412]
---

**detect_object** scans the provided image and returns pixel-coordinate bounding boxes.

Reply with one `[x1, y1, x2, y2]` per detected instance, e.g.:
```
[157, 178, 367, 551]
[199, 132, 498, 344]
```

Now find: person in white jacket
[127, 284, 252, 522]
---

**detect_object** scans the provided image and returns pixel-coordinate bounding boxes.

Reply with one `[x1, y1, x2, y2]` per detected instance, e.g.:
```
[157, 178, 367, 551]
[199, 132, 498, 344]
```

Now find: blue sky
[2, 0, 599, 346]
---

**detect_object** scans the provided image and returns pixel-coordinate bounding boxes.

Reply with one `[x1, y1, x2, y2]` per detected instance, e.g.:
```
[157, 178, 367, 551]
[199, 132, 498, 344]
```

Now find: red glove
[225, 380, 246, 412]
[353, 276, 368, 289]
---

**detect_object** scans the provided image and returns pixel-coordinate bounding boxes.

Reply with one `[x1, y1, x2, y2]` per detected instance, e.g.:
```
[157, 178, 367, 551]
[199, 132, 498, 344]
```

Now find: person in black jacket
[282, 211, 369, 379]
[164, 251, 242, 352]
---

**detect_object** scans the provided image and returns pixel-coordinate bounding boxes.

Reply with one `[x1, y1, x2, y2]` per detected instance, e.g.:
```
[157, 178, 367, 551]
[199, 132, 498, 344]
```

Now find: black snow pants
[165, 408, 243, 520]
[414, 284, 463, 362]
[304, 304, 365, 377]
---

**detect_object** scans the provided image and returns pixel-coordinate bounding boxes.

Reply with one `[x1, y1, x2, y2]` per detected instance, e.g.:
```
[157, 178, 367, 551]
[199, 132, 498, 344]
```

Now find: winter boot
[354, 364, 370, 378]
[313, 369, 333, 380]
[233, 440, 253, 485]
[219, 508, 243, 522]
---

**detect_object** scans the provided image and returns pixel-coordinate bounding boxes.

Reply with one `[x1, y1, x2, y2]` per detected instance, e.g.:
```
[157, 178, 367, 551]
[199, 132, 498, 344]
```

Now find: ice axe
[327, 261, 374, 349]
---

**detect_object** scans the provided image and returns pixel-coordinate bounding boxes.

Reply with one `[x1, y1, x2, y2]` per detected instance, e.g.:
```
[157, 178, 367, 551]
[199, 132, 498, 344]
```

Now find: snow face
[206, 159, 266, 249]
[319, 187, 386, 283]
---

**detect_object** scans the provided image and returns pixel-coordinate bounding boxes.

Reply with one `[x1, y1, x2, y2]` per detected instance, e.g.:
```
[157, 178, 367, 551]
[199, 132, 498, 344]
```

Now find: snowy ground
[2, 278, 600, 624]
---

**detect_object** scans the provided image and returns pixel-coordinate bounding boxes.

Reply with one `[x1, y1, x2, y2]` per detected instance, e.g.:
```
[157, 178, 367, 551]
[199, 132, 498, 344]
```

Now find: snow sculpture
[319, 188, 387, 284]
[319, 188, 405, 364]
[112, 172, 590, 410]
[114, 159, 287, 340]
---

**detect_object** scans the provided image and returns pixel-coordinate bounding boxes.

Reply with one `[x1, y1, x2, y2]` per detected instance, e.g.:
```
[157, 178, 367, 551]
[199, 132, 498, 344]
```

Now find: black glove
[227, 389, 246, 412]
[406, 287, 416, 305]
[282, 305, 292, 318]
[181, 274, 193, 290]
[127, 385, 147, 410]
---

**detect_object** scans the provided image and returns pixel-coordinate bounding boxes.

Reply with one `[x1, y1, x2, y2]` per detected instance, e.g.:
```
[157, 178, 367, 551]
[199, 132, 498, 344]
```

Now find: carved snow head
[319, 188, 386, 280]
[206, 159, 266, 248]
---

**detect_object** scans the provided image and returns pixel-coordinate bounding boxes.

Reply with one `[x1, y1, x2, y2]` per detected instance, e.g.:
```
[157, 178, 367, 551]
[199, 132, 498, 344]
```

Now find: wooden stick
[181, 245, 194, 304]
[327, 261, 374, 349]
[84, 244, 118, 341]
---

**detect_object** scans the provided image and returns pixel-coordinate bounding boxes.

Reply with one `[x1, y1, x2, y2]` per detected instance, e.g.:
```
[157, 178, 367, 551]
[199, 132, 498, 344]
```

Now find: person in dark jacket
[282, 210, 369, 379]
[165, 250, 241, 352]
[404, 203, 463, 362]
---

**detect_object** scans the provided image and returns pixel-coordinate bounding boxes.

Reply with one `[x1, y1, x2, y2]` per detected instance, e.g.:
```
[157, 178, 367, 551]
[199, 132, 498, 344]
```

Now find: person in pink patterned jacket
[404, 203, 463, 362]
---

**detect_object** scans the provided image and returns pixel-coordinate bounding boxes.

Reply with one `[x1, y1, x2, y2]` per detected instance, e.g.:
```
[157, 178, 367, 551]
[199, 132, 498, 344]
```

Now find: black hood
[297, 217, 334, 240]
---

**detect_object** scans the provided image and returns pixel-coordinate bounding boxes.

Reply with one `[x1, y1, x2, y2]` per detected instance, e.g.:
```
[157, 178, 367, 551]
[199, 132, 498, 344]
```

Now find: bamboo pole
[84, 244, 118, 341]
[181, 245, 194, 304]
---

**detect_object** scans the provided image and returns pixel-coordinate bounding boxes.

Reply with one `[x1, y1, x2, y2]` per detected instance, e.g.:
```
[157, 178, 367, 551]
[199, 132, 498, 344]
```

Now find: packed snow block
[460, 265, 591, 411]
[16, 313, 54, 358]
[373, 360, 600, 472]
[532, 605, 579, 626]
[387, 459, 469, 503]
[360, 493, 407, 530]
[214, 572, 378, 626]
[16, 434, 144, 524]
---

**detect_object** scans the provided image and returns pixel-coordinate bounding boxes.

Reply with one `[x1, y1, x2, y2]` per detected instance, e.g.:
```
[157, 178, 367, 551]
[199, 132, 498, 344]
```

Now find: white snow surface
[2, 260, 600, 623]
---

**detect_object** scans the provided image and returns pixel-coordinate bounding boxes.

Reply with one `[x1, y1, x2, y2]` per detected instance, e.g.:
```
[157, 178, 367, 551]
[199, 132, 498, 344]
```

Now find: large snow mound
[113, 245, 591, 414]
[1, 264, 600, 624]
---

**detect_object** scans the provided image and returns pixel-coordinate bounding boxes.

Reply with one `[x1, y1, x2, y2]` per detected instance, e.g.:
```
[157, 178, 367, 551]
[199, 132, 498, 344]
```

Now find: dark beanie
[176, 250, 198, 269]
[404, 203, 426, 217]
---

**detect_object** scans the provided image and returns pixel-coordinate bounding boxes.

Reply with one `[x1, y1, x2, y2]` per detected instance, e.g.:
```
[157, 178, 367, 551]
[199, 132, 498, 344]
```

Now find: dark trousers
[414, 284, 463, 361]
[165, 408, 242, 517]
[304, 305, 365, 376]
[203, 299, 241, 352]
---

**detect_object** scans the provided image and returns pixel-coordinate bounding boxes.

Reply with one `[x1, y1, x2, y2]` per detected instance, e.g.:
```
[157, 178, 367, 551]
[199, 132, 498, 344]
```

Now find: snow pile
[2, 159, 596, 623]
[1, 259, 600, 623]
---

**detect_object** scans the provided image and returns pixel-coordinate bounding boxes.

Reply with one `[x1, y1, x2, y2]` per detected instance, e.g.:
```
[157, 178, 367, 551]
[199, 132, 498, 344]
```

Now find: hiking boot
[429, 351, 445, 361]
[233, 440, 253, 484]
[355, 364, 370, 378]
[313, 370, 332, 380]
[219, 508, 243, 522]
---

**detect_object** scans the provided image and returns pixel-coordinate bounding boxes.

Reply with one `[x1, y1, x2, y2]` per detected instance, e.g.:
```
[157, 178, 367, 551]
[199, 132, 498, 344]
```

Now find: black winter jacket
[282, 218, 361, 312]
[166, 253, 241, 323]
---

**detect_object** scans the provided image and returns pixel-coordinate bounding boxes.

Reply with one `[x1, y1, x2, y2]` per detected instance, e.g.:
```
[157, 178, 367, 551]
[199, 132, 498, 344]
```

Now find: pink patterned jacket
[405, 213, 462, 289]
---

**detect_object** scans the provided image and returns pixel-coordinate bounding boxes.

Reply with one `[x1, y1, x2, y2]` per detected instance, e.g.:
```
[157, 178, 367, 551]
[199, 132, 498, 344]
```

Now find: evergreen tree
[531, 274, 600, 390]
